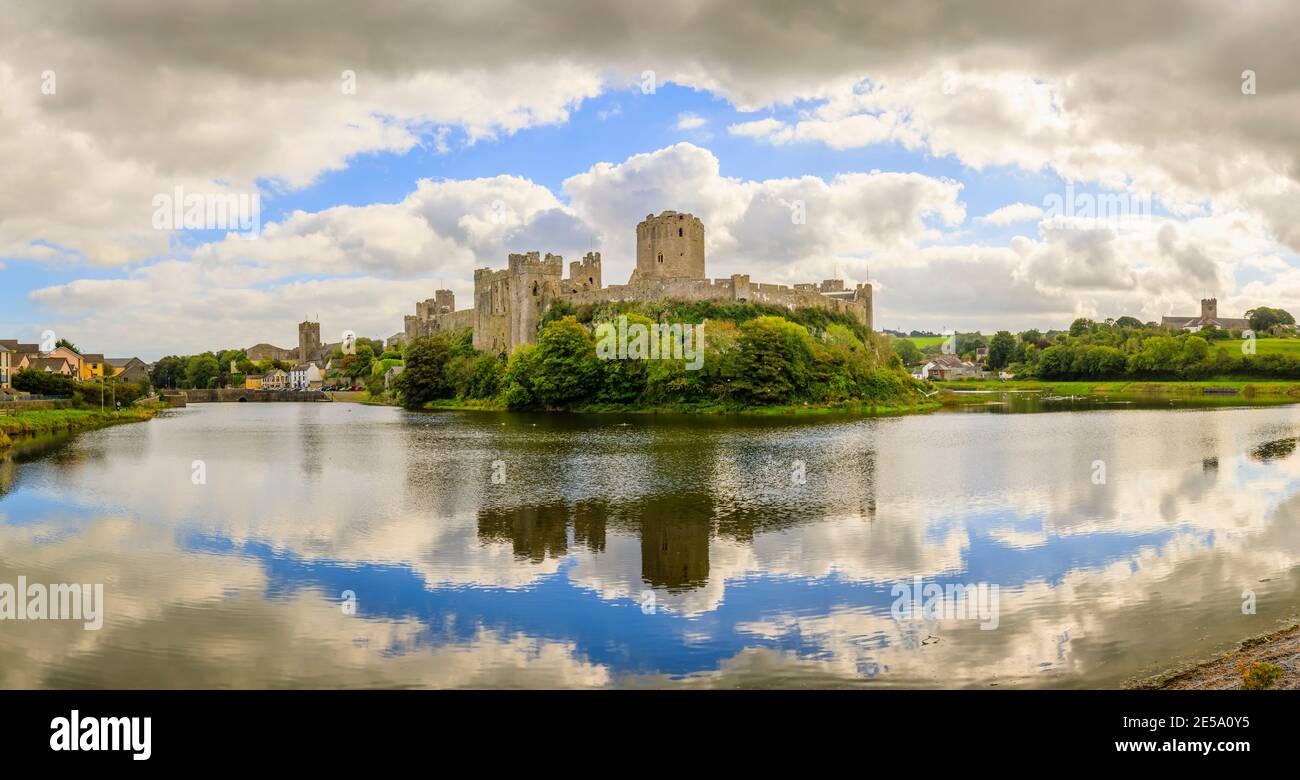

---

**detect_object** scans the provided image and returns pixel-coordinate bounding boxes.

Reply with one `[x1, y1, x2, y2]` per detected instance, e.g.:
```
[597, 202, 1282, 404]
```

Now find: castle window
[532, 281, 539, 296]
[678, 228, 683, 237]
[657, 253, 663, 264]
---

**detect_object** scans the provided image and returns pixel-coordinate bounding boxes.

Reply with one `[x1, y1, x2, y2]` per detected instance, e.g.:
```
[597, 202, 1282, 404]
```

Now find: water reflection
[3, 401, 1300, 688]
[1251, 437, 1297, 463]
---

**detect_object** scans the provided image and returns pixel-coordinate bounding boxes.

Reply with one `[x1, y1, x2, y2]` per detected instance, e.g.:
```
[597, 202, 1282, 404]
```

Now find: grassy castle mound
[393, 300, 932, 414]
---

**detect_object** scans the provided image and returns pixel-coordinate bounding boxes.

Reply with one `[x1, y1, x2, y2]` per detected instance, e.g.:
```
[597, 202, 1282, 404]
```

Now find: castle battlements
[405, 211, 872, 356]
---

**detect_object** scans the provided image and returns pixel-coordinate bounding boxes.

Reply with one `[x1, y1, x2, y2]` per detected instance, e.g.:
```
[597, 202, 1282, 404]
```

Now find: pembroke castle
[404, 210, 873, 355]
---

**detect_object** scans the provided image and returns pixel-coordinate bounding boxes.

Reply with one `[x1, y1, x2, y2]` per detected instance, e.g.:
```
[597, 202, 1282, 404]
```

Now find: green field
[934, 378, 1300, 397]
[1218, 338, 1300, 356]
[897, 335, 946, 349]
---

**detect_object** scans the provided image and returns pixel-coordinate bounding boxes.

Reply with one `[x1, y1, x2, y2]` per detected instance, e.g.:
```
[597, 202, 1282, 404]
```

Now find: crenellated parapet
[566, 251, 602, 293]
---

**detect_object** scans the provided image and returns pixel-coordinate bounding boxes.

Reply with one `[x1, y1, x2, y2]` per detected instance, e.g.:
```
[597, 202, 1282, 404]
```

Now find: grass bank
[935, 378, 1300, 397]
[0, 407, 157, 451]
[412, 396, 941, 416]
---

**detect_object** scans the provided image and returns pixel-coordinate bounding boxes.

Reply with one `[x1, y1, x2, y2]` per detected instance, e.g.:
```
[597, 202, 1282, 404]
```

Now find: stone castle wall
[407, 210, 873, 356]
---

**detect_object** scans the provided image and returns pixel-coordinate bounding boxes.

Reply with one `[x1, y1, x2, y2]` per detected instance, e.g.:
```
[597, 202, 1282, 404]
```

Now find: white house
[288, 362, 322, 390]
[384, 364, 404, 391]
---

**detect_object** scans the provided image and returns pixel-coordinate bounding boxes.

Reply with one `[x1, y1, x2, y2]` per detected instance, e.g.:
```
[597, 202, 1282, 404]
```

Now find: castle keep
[405, 210, 873, 355]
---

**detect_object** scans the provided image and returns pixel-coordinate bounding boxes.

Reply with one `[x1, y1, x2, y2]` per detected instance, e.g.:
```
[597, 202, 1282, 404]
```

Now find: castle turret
[632, 210, 705, 281]
[1201, 298, 1218, 321]
[567, 251, 602, 292]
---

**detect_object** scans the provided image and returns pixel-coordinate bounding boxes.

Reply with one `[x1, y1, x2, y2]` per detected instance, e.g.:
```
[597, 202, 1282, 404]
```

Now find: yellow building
[0, 343, 11, 389]
[263, 368, 288, 390]
[245, 374, 264, 390]
[79, 353, 106, 381]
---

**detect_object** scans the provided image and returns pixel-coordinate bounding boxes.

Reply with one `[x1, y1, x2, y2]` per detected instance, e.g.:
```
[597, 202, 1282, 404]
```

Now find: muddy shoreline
[1128, 622, 1300, 690]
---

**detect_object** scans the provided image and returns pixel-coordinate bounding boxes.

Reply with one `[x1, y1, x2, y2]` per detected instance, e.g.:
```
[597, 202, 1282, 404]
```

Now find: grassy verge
[935, 379, 1300, 397]
[413, 396, 941, 416]
[0, 407, 156, 451]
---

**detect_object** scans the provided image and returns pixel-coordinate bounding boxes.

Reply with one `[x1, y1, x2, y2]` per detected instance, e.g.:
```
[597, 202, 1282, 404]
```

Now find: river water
[3, 399, 1300, 688]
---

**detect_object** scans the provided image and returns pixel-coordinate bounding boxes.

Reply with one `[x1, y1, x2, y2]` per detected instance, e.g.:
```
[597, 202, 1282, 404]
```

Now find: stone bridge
[180, 389, 330, 403]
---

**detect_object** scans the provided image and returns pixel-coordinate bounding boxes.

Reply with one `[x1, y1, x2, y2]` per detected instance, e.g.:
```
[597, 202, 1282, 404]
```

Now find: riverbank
[371, 395, 942, 416]
[1128, 622, 1300, 690]
[330, 388, 940, 416]
[936, 379, 1300, 398]
[0, 407, 157, 451]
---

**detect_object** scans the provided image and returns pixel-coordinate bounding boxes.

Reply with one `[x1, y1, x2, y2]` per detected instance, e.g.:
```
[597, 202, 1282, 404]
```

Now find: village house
[288, 362, 323, 391]
[25, 357, 76, 377]
[384, 363, 404, 391]
[107, 357, 150, 382]
[259, 368, 289, 390]
[0, 341, 39, 369]
[915, 353, 979, 380]
[78, 353, 107, 381]
[0, 343, 11, 389]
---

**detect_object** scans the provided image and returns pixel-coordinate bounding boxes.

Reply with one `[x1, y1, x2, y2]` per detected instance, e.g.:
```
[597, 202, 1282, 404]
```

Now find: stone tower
[298, 320, 321, 363]
[633, 210, 705, 280]
[507, 252, 564, 350]
[567, 251, 602, 292]
[1201, 298, 1218, 320]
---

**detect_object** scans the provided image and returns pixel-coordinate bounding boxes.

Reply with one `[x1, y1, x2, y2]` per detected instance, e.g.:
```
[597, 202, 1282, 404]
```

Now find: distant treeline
[901, 312, 1300, 380]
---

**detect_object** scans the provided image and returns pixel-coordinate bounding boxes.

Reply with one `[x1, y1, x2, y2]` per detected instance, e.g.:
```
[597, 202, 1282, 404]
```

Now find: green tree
[987, 331, 1015, 370]
[891, 337, 922, 366]
[1069, 318, 1094, 337]
[732, 316, 815, 405]
[348, 345, 375, 379]
[467, 354, 505, 399]
[502, 344, 541, 409]
[11, 368, 76, 396]
[184, 354, 220, 389]
[1246, 307, 1295, 332]
[149, 356, 186, 389]
[529, 316, 602, 408]
[393, 337, 452, 409]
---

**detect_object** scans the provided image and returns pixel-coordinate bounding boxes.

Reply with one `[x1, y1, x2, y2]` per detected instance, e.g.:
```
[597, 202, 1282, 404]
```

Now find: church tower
[298, 320, 321, 363]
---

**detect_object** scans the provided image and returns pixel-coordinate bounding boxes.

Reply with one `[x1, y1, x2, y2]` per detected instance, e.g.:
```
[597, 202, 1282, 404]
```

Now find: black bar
[0, 690, 1284, 767]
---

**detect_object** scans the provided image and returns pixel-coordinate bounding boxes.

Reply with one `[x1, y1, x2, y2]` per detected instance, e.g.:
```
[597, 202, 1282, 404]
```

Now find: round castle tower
[632, 210, 705, 280]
